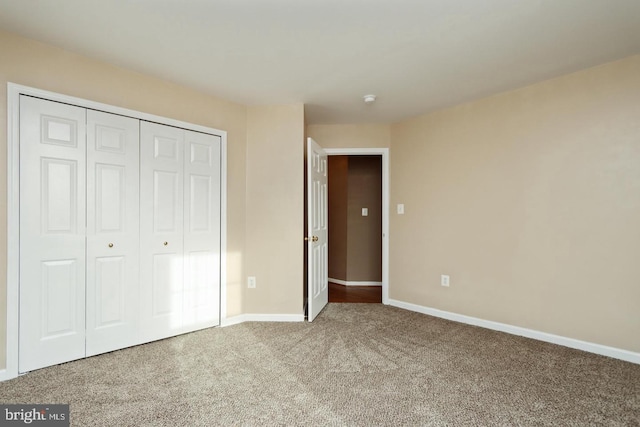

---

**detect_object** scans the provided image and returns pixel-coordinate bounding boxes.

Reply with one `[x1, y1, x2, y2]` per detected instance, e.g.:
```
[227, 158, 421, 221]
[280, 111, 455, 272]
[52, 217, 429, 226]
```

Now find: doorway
[327, 154, 383, 303]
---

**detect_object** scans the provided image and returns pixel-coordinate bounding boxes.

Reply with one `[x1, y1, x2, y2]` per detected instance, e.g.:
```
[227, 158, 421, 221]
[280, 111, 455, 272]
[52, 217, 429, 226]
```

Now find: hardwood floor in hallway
[328, 282, 382, 303]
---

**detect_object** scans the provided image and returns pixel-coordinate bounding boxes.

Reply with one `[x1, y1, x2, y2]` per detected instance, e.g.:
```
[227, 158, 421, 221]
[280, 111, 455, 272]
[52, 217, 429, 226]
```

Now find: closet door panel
[19, 96, 87, 372]
[86, 110, 140, 356]
[183, 131, 221, 329]
[140, 121, 185, 341]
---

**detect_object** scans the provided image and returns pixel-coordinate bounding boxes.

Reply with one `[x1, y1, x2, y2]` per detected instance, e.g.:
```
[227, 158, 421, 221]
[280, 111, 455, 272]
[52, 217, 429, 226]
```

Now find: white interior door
[19, 96, 87, 372]
[182, 130, 221, 329]
[140, 121, 185, 341]
[86, 110, 140, 356]
[307, 137, 328, 321]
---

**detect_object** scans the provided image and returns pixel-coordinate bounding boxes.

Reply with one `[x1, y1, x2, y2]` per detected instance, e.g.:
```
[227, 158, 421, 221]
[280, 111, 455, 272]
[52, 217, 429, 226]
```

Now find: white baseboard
[388, 299, 640, 365]
[329, 278, 382, 287]
[0, 369, 9, 382]
[222, 313, 304, 327]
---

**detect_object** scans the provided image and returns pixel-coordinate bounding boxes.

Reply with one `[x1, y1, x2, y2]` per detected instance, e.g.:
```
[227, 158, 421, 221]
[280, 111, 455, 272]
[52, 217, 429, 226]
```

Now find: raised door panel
[183, 131, 221, 329]
[19, 96, 86, 372]
[94, 256, 126, 326]
[86, 110, 140, 356]
[154, 170, 180, 233]
[140, 121, 185, 341]
[41, 260, 78, 337]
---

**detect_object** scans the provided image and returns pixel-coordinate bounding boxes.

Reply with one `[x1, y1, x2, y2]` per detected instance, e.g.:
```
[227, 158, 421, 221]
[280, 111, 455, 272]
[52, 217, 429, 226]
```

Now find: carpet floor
[1, 303, 639, 426]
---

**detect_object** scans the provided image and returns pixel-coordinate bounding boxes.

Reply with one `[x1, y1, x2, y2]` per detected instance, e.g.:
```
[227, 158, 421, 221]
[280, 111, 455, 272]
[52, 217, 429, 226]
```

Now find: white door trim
[324, 148, 390, 304]
[4, 82, 228, 381]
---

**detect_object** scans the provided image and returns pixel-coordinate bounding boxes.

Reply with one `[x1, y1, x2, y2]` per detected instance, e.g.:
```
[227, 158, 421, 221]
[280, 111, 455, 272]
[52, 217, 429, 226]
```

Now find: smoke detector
[363, 94, 377, 104]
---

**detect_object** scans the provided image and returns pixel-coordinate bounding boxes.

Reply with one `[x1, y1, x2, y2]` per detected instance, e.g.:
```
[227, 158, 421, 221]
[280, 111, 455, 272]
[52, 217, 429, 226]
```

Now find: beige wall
[307, 124, 390, 149]
[390, 55, 640, 353]
[245, 104, 305, 314]
[0, 30, 248, 369]
[328, 156, 348, 280]
[347, 156, 382, 282]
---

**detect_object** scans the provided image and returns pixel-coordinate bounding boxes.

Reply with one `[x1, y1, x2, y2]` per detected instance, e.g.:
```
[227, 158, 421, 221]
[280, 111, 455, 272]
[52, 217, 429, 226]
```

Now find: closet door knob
[163, 241, 168, 246]
[108, 243, 114, 248]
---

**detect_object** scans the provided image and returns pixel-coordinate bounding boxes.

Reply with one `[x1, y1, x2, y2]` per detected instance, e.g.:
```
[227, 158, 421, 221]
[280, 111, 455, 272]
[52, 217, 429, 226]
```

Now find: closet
[18, 95, 221, 373]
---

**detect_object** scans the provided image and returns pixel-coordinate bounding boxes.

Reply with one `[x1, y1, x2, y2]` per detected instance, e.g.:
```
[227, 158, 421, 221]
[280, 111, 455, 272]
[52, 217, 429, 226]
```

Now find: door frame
[4, 83, 228, 381]
[324, 148, 390, 304]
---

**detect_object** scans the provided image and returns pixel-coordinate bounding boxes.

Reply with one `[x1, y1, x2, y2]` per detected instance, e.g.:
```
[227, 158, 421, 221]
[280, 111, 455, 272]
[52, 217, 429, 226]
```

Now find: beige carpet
[1, 303, 639, 426]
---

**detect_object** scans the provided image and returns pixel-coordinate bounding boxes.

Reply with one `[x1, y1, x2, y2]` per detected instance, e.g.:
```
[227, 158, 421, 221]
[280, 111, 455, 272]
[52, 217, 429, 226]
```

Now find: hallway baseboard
[328, 278, 382, 287]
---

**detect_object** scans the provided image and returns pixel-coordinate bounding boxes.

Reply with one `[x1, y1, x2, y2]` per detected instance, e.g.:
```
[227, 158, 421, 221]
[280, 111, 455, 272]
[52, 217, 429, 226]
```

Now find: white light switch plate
[362, 208, 368, 216]
[441, 275, 450, 287]
[397, 204, 405, 214]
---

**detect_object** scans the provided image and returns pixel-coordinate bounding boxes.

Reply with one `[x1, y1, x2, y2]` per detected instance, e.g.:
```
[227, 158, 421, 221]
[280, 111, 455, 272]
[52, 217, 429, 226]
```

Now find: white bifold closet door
[139, 122, 221, 343]
[19, 96, 220, 373]
[19, 96, 87, 372]
[19, 97, 141, 371]
[85, 110, 140, 357]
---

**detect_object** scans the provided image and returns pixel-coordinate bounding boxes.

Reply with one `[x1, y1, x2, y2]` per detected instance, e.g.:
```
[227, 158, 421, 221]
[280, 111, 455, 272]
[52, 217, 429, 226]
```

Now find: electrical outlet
[248, 276, 256, 288]
[441, 275, 450, 287]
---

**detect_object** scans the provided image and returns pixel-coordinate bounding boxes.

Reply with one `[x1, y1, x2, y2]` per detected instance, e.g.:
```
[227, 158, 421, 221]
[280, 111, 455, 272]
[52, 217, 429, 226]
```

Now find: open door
[307, 138, 328, 321]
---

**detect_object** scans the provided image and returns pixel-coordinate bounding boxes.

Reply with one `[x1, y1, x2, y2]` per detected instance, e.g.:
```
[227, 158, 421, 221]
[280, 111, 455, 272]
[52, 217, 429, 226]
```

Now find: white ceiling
[1, 0, 639, 124]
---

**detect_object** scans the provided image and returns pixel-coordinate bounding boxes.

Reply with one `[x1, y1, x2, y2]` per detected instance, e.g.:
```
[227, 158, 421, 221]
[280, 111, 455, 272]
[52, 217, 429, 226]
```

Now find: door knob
[108, 243, 114, 248]
[312, 236, 318, 242]
[163, 241, 168, 246]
